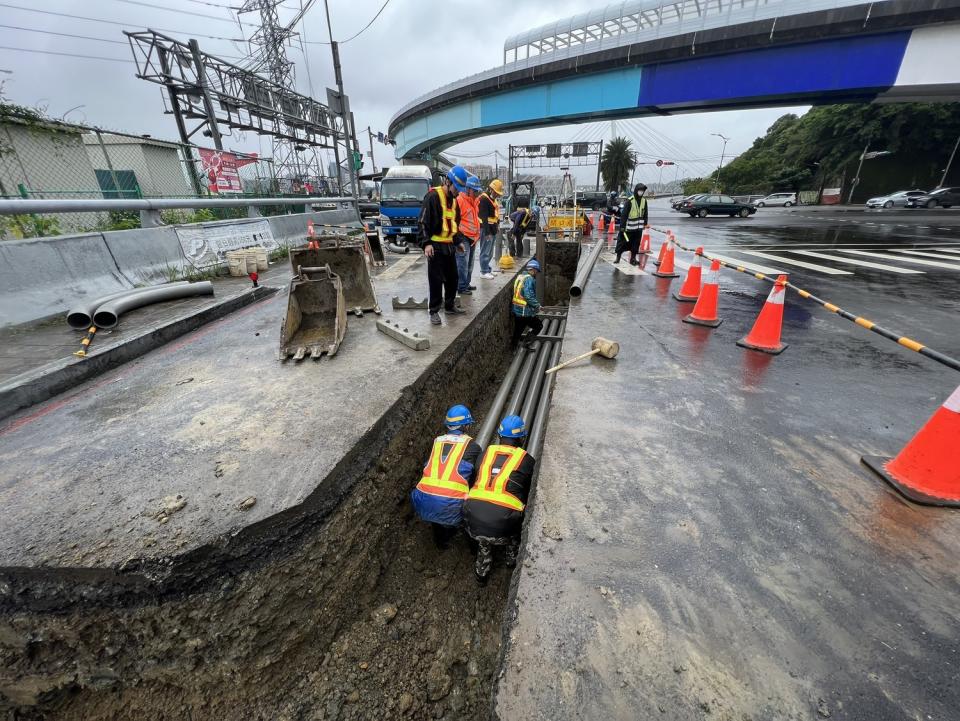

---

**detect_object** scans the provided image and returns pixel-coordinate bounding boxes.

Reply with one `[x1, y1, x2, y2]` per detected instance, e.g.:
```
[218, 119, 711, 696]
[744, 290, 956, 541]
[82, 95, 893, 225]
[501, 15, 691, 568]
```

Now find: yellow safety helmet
[499, 253, 514, 270]
[489, 178, 504, 196]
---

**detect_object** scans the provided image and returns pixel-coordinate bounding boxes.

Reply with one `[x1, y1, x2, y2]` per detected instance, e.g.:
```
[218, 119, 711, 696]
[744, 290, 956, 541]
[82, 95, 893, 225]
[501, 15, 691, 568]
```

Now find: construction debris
[376, 318, 430, 351]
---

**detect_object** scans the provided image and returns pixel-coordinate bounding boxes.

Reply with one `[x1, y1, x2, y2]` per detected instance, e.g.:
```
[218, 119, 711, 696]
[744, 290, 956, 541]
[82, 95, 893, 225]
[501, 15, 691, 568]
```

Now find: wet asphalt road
[495, 205, 960, 720]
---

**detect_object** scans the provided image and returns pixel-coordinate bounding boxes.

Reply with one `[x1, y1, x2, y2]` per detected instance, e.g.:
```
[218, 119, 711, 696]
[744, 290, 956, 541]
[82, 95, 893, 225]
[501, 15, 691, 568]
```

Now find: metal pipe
[520, 319, 559, 425]
[505, 319, 557, 419]
[569, 240, 605, 298]
[475, 345, 529, 449]
[0, 197, 356, 215]
[528, 319, 566, 457]
[92, 281, 214, 329]
[66, 282, 190, 329]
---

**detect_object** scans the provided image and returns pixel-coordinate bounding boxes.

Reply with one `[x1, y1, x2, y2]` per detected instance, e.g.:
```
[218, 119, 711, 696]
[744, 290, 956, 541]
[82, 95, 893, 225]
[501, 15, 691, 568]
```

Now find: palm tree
[601, 137, 636, 193]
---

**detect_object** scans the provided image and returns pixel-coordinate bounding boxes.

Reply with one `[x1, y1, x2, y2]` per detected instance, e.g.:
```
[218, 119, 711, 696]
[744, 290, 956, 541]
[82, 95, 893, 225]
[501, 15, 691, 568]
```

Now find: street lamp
[847, 145, 891, 204]
[711, 133, 730, 191]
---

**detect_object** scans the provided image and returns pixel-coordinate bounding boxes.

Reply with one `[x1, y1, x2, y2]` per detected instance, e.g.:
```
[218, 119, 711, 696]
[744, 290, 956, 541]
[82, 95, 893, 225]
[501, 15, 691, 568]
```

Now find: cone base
[684, 315, 722, 328]
[652, 260, 661, 266]
[672, 291, 699, 302]
[736, 337, 788, 355]
[861, 455, 960, 507]
[652, 271, 680, 278]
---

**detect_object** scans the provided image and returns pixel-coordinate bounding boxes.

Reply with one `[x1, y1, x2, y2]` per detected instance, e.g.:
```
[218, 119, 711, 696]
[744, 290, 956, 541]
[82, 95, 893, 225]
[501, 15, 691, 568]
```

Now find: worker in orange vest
[464, 415, 536, 584]
[456, 175, 482, 295]
[411, 404, 483, 549]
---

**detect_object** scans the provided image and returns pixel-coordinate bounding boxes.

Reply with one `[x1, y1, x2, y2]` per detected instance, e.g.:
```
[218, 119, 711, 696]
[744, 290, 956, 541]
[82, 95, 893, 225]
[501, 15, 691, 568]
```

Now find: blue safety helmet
[526, 259, 541, 272]
[446, 165, 469, 193]
[466, 175, 483, 192]
[445, 404, 474, 429]
[498, 414, 527, 439]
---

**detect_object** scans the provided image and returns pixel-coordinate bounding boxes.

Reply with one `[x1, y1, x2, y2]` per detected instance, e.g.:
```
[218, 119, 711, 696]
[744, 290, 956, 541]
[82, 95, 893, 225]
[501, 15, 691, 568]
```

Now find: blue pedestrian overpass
[389, 0, 960, 159]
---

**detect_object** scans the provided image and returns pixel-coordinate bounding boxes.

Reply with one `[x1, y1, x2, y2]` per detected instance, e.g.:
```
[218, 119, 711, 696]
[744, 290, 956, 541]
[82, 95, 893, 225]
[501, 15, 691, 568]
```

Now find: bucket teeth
[293, 347, 306, 361]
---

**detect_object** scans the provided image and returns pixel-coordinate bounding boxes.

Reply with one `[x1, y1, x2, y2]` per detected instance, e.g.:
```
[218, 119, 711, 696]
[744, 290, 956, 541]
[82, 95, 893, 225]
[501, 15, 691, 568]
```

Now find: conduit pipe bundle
[569, 240, 605, 298]
[66, 281, 213, 330]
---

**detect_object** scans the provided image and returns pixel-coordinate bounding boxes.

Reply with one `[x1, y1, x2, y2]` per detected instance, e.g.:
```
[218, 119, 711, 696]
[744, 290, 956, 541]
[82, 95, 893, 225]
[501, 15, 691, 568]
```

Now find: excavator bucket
[289, 238, 380, 315]
[279, 264, 348, 361]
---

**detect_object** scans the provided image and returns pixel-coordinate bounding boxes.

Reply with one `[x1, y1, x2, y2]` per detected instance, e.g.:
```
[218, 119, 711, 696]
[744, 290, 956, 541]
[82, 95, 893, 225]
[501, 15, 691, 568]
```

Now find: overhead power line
[106, 0, 257, 24]
[304, 0, 393, 44]
[0, 23, 127, 44]
[0, 45, 136, 64]
[182, 0, 242, 7]
[0, 3, 245, 42]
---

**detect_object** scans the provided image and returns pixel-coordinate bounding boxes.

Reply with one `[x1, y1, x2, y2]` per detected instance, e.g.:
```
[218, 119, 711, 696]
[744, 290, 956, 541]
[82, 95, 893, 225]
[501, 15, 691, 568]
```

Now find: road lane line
[934, 247, 960, 255]
[734, 250, 852, 275]
[886, 249, 960, 261]
[791, 250, 924, 274]
[701, 252, 786, 276]
[837, 249, 960, 270]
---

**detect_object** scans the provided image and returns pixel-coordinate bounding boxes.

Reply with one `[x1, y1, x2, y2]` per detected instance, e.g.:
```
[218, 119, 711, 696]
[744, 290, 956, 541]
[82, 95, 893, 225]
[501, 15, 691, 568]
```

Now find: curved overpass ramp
[389, 0, 960, 159]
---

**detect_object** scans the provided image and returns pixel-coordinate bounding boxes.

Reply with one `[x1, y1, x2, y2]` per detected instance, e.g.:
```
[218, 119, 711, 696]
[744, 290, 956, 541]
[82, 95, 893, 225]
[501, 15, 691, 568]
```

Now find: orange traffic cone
[673, 246, 704, 302]
[653, 240, 667, 266]
[598, 214, 606, 233]
[862, 385, 960, 506]
[640, 228, 652, 255]
[652, 240, 680, 278]
[737, 275, 788, 354]
[684, 259, 722, 327]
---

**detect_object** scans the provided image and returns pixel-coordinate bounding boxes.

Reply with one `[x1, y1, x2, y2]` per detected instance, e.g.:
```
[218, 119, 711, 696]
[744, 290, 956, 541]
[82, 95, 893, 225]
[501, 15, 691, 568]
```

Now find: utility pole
[848, 143, 870, 204]
[595, 139, 604, 191]
[324, 0, 359, 202]
[939, 133, 960, 188]
[711, 133, 729, 191]
[365, 126, 377, 174]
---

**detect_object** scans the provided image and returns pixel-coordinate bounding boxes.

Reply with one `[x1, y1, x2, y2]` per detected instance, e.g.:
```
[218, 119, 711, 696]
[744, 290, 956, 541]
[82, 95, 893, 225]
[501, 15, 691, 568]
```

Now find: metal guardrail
[0, 196, 358, 229]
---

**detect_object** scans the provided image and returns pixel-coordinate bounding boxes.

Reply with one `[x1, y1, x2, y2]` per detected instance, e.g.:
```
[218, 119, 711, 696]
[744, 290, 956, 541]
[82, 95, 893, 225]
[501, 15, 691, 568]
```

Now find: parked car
[680, 194, 756, 218]
[672, 194, 706, 211]
[865, 189, 927, 208]
[905, 187, 960, 208]
[755, 192, 797, 207]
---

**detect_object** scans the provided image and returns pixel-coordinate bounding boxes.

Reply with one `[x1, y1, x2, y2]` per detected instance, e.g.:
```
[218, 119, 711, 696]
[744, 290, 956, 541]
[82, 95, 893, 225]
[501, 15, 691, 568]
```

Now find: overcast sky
[0, 0, 809, 185]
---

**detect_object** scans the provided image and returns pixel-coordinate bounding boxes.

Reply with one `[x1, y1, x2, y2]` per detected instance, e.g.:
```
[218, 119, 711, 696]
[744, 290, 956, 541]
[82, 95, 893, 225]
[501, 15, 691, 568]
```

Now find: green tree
[681, 178, 712, 195]
[600, 137, 636, 193]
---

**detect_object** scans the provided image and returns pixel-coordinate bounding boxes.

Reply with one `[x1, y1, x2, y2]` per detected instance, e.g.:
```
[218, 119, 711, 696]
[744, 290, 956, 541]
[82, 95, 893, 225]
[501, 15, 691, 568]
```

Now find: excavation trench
[0, 275, 569, 721]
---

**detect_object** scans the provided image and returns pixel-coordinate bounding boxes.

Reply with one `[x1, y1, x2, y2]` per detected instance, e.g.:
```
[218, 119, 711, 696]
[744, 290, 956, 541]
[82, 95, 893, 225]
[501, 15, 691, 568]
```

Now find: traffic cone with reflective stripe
[640, 228, 652, 255]
[673, 246, 704, 302]
[606, 216, 616, 247]
[653, 238, 667, 267]
[652, 238, 680, 278]
[736, 275, 788, 354]
[684, 259, 723, 327]
[863, 385, 960, 507]
[598, 213, 606, 233]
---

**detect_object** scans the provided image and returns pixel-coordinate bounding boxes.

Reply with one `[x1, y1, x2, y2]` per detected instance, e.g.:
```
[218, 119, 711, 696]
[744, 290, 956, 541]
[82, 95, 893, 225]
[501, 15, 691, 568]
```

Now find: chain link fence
[0, 107, 337, 240]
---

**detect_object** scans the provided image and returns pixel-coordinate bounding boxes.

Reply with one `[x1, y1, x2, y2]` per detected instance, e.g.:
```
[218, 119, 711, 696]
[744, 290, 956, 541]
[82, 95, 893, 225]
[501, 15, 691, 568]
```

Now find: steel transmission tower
[239, 0, 317, 189]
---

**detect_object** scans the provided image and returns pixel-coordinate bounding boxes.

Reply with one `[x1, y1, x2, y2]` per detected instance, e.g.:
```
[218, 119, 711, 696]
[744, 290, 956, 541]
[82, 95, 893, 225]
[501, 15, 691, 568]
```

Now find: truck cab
[378, 165, 435, 246]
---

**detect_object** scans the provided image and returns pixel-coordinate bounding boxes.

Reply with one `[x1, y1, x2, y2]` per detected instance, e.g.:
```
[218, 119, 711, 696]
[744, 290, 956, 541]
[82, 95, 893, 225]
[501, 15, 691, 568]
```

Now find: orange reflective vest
[468, 444, 527, 512]
[479, 192, 500, 224]
[457, 193, 480, 242]
[430, 186, 458, 243]
[415, 433, 473, 500]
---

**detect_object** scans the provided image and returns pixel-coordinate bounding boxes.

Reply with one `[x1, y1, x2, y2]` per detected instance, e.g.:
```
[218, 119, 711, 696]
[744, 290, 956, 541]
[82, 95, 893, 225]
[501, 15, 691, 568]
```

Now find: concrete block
[102, 226, 188, 285]
[391, 296, 428, 310]
[0, 232, 132, 328]
[376, 318, 430, 350]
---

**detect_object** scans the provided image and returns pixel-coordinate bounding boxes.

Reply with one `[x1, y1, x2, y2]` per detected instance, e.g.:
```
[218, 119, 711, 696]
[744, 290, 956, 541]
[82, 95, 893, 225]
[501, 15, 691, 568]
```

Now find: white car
[755, 192, 797, 207]
[866, 189, 927, 209]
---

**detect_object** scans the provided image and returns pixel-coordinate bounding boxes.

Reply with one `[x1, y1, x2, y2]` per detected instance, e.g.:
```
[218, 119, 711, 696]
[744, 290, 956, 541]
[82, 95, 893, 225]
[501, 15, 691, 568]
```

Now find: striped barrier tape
[649, 226, 960, 373]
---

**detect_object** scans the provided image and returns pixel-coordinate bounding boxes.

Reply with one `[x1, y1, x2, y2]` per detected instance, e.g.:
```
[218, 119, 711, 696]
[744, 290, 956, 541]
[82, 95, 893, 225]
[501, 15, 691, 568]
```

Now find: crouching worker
[464, 415, 536, 584]
[411, 404, 482, 549]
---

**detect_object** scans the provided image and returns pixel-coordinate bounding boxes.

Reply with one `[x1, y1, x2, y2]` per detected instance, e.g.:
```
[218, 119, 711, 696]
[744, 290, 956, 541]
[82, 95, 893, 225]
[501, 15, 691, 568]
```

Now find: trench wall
[0, 208, 362, 328]
[0, 281, 514, 717]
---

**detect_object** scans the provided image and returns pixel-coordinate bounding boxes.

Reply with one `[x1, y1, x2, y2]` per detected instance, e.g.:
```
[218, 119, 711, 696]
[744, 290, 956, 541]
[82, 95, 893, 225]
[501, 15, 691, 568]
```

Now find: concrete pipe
[66, 283, 190, 330]
[569, 240, 605, 298]
[92, 281, 214, 329]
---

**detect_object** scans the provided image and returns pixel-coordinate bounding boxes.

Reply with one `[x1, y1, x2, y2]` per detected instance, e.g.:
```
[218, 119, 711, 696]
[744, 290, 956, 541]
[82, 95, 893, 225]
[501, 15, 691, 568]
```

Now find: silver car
[755, 192, 797, 207]
[866, 189, 927, 209]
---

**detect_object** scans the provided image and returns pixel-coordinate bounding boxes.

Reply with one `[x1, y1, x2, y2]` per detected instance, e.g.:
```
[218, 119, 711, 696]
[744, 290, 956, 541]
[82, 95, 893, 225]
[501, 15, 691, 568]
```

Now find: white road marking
[735, 250, 852, 275]
[703, 253, 786, 276]
[791, 250, 924, 274]
[934, 247, 960, 255]
[837, 249, 960, 270]
[887, 249, 960, 261]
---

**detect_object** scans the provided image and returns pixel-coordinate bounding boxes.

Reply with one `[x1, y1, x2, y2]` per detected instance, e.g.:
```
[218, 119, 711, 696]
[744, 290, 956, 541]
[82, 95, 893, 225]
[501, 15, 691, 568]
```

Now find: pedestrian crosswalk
[693, 245, 960, 277]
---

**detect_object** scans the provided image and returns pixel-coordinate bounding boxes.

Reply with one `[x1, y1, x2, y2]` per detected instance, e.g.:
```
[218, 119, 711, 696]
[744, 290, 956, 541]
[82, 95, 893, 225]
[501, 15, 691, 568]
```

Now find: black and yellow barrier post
[73, 326, 97, 358]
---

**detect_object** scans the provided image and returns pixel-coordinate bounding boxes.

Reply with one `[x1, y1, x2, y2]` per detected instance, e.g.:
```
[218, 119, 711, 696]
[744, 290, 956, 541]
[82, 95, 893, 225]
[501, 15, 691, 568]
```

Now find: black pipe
[504, 318, 557, 420]
[475, 344, 528, 449]
[528, 318, 566, 457]
[93, 281, 215, 329]
[520, 319, 560, 427]
[569, 240, 605, 298]
[66, 283, 190, 330]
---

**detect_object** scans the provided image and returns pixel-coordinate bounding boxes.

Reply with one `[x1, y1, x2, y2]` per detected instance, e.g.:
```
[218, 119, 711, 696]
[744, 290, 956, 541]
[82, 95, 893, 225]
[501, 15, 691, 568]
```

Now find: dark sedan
[905, 187, 960, 208]
[680, 194, 757, 218]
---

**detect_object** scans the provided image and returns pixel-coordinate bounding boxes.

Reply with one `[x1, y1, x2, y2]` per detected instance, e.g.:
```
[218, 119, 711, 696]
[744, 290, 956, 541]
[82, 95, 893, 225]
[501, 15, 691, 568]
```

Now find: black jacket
[478, 193, 499, 234]
[464, 447, 536, 539]
[419, 186, 462, 249]
[619, 193, 648, 230]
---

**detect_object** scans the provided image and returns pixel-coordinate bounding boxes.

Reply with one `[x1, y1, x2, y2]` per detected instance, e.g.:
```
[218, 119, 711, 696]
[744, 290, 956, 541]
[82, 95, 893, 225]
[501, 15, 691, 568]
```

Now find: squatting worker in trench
[420, 165, 469, 325]
[464, 415, 536, 584]
[477, 178, 503, 280]
[456, 175, 482, 296]
[616, 182, 649, 265]
[508, 202, 535, 258]
[410, 405, 482, 550]
[511, 259, 543, 348]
